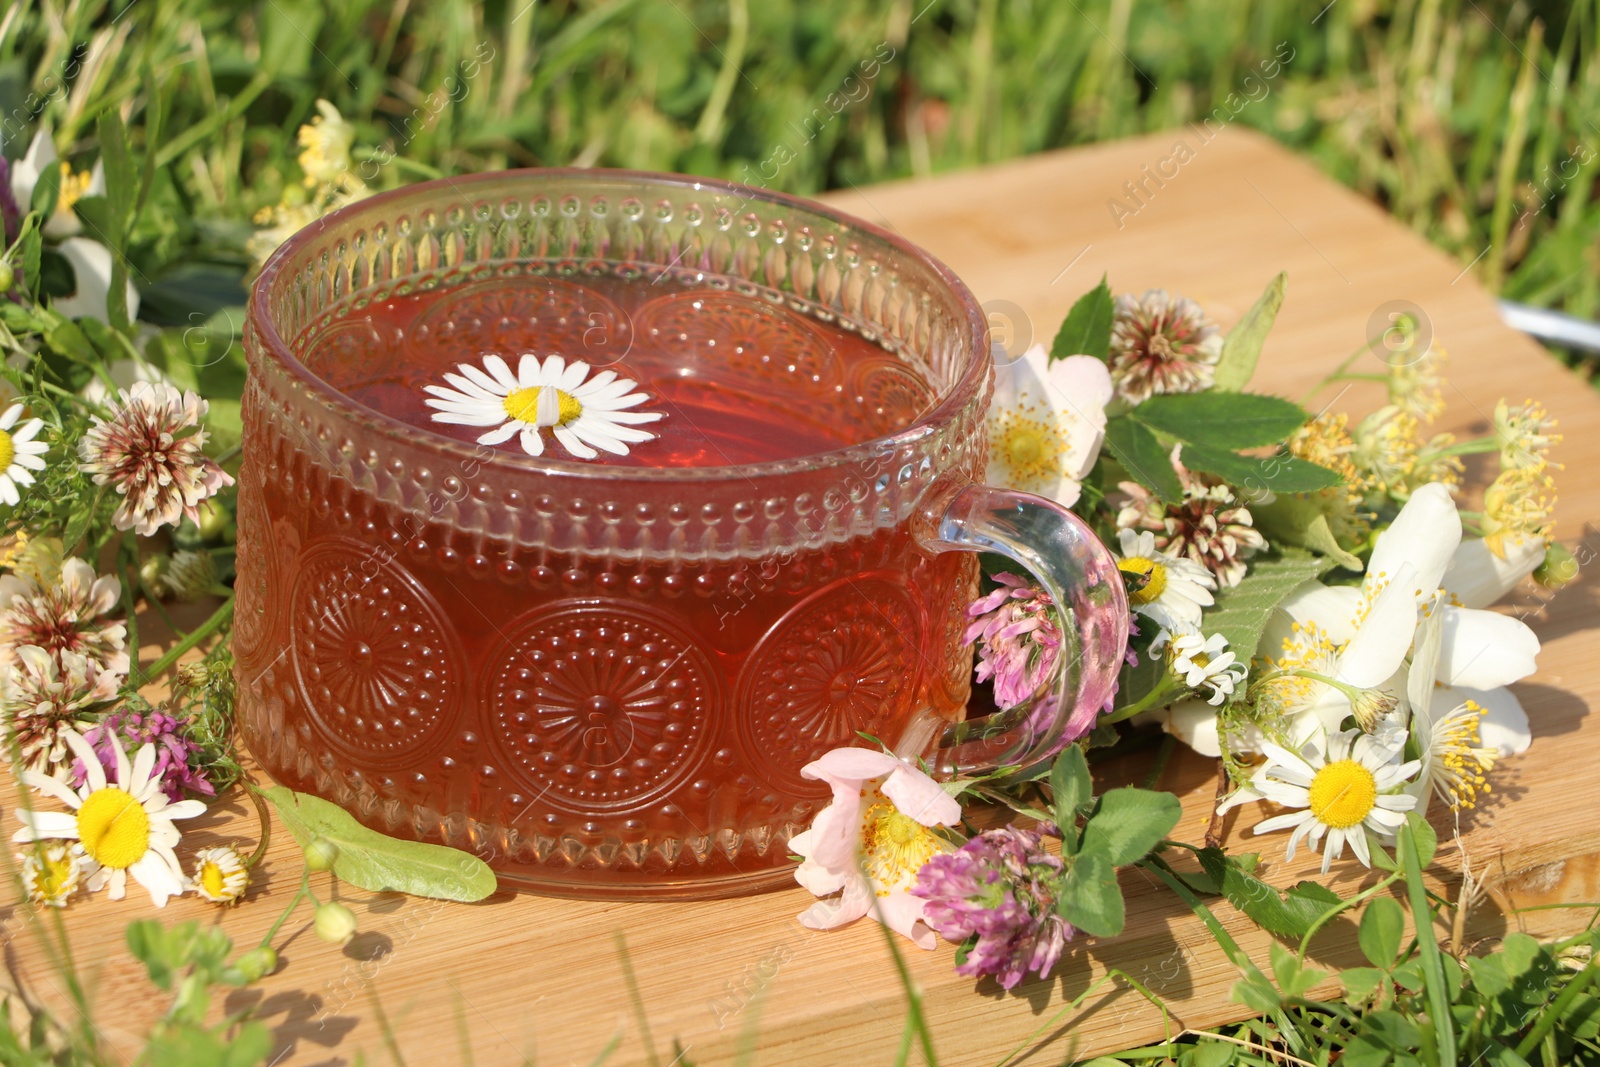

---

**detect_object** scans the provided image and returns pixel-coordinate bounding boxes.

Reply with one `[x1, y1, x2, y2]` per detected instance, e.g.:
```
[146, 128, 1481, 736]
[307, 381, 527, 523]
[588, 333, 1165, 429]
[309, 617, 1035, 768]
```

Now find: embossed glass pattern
[240, 170, 1127, 899]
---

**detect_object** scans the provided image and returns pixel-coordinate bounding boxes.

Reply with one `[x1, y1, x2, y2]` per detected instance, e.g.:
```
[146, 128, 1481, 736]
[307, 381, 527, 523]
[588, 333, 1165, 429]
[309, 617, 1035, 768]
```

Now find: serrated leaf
[1199, 848, 1342, 939]
[1359, 896, 1405, 969]
[1179, 443, 1344, 494]
[1050, 744, 1092, 853]
[1103, 415, 1182, 503]
[1058, 849, 1123, 937]
[1052, 275, 1113, 361]
[261, 786, 497, 901]
[1131, 392, 1310, 450]
[1213, 273, 1287, 391]
[1080, 787, 1181, 867]
[1202, 555, 1330, 673]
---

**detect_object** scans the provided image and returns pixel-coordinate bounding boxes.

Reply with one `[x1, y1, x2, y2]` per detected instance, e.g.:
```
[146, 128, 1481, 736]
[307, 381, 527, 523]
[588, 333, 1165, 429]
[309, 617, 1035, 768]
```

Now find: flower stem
[260, 867, 311, 950]
[244, 784, 272, 871]
[1101, 673, 1180, 725]
[137, 595, 234, 685]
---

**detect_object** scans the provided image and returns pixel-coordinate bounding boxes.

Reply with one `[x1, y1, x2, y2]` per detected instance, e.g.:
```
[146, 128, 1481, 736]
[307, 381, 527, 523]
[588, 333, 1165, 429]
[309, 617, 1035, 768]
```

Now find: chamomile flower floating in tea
[0, 403, 48, 507]
[424, 354, 662, 460]
[12, 729, 206, 907]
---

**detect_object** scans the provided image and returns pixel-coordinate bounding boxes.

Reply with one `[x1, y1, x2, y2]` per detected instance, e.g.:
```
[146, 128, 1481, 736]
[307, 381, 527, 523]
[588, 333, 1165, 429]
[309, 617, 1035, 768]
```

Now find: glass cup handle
[915, 480, 1130, 777]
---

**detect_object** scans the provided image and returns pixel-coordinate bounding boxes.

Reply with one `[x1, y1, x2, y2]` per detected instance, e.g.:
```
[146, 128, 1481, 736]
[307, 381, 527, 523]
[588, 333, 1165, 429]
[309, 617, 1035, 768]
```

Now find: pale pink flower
[964, 573, 1063, 710]
[791, 748, 961, 948]
[0, 557, 128, 675]
[77, 382, 233, 537]
[2, 645, 120, 778]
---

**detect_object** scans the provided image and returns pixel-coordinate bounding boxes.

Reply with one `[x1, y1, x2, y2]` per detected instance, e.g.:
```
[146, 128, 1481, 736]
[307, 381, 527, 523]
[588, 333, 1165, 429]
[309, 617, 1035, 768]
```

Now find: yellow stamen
[0, 428, 14, 473]
[1307, 759, 1378, 830]
[989, 401, 1066, 492]
[1118, 556, 1168, 604]
[504, 386, 582, 427]
[859, 795, 942, 895]
[56, 164, 94, 214]
[76, 788, 150, 870]
[201, 861, 226, 898]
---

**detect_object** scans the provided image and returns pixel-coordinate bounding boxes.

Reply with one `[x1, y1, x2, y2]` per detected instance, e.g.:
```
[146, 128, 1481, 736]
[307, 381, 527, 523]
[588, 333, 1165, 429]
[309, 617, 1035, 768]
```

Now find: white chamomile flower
[20, 842, 82, 907]
[1168, 630, 1244, 706]
[11, 728, 205, 907]
[192, 845, 250, 904]
[0, 403, 49, 507]
[1116, 528, 1216, 636]
[1248, 727, 1420, 873]
[424, 354, 662, 461]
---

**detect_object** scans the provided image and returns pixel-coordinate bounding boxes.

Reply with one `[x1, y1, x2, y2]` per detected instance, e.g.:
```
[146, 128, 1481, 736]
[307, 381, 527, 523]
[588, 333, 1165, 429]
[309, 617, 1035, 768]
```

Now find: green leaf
[1202, 555, 1331, 674]
[29, 161, 60, 219]
[1131, 392, 1310, 450]
[1057, 849, 1124, 937]
[98, 110, 137, 233]
[1341, 965, 1388, 1003]
[1255, 498, 1365, 572]
[261, 786, 497, 901]
[1190, 1041, 1236, 1067]
[1051, 275, 1114, 361]
[144, 1020, 272, 1067]
[1198, 848, 1343, 939]
[1050, 744, 1092, 852]
[1398, 811, 1437, 871]
[1103, 415, 1182, 503]
[1179, 443, 1344, 494]
[1269, 941, 1327, 998]
[1213, 272, 1287, 391]
[1359, 896, 1405, 969]
[1080, 787, 1181, 867]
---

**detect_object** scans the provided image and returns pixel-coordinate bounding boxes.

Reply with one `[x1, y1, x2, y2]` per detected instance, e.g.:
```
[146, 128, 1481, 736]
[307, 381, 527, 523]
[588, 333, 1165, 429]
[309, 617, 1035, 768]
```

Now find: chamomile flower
[11, 728, 205, 906]
[424, 354, 662, 461]
[192, 845, 249, 904]
[19, 842, 81, 907]
[0, 404, 47, 507]
[1248, 727, 1420, 872]
[1115, 528, 1215, 636]
[1167, 631, 1244, 706]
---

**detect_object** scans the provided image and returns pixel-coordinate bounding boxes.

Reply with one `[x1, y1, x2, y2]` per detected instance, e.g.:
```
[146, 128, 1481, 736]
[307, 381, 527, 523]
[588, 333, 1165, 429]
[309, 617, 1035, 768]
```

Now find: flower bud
[304, 837, 339, 871]
[197, 498, 232, 541]
[161, 549, 217, 602]
[0, 262, 13, 293]
[1535, 541, 1579, 590]
[140, 553, 170, 592]
[233, 946, 278, 982]
[314, 902, 358, 945]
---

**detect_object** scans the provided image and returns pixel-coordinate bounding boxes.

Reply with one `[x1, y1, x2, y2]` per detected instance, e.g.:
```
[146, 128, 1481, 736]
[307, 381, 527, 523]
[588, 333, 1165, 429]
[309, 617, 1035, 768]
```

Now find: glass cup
[238, 169, 1128, 899]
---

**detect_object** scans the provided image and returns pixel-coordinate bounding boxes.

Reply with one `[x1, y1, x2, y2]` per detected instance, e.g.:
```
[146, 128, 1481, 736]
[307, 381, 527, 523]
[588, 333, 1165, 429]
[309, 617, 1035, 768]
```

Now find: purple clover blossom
[912, 825, 1073, 990]
[72, 709, 215, 802]
[964, 573, 1063, 711]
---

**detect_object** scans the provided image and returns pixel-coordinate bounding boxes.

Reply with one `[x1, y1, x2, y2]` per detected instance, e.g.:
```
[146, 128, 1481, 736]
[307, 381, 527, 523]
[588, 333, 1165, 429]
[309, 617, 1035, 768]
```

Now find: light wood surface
[5, 126, 1598, 1066]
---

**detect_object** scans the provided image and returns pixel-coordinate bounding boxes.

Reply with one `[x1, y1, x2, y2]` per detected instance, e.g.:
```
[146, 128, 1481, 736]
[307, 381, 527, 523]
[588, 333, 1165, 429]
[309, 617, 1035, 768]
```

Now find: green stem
[154, 71, 273, 168]
[1102, 674, 1180, 725]
[137, 596, 233, 684]
[1297, 869, 1402, 964]
[1414, 436, 1502, 463]
[259, 867, 311, 949]
[1299, 343, 1376, 404]
[1401, 819, 1456, 1066]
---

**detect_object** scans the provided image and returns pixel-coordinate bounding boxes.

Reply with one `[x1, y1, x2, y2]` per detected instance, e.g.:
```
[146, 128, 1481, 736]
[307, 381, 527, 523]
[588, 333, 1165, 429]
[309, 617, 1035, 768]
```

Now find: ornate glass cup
[238, 170, 1128, 899]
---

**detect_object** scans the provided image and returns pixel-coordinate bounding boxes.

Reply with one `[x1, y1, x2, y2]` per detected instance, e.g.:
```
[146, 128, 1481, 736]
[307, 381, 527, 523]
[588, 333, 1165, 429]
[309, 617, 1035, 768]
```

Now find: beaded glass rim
[249, 167, 992, 483]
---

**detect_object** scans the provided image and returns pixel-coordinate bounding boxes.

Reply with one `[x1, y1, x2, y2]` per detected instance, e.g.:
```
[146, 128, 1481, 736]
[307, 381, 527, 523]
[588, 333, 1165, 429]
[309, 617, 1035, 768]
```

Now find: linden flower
[1115, 528, 1215, 637]
[0, 557, 129, 675]
[1492, 399, 1560, 471]
[0, 403, 48, 507]
[1107, 290, 1222, 404]
[791, 748, 961, 948]
[1168, 631, 1244, 707]
[1350, 405, 1420, 496]
[20, 842, 82, 907]
[1480, 463, 1556, 560]
[78, 382, 234, 537]
[192, 845, 249, 905]
[1387, 345, 1447, 423]
[297, 100, 356, 187]
[12, 729, 205, 906]
[425, 354, 663, 460]
[985, 344, 1113, 508]
[1247, 726, 1421, 872]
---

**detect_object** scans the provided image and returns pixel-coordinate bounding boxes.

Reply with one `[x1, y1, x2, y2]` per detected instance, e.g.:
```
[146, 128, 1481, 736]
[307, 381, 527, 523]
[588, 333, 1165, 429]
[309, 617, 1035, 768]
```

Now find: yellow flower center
[201, 860, 227, 898]
[57, 163, 94, 214]
[859, 798, 942, 895]
[990, 403, 1064, 491]
[34, 849, 76, 900]
[1306, 759, 1378, 830]
[76, 787, 151, 870]
[1117, 556, 1168, 604]
[0, 428, 14, 472]
[503, 386, 582, 427]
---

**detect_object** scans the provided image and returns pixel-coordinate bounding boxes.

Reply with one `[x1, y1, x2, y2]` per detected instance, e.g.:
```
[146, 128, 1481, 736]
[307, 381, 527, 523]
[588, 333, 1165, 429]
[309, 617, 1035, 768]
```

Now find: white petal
[19, 771, 85, 809]
[1436, 606, 1539, 689]
[482, 355, 519, 390]
[62, 730, 104, 792]
[552, 425, 597, 460]
[1439, 684, 1531, 757]
[1366, 482, 1461, 603]
[432, 410, 510, 427]
[155, 799, 208, 821]
[1336, 565, 1419, 690]
[0, 476, 18, 506]
[458, 363, 507, 396]
[560, 360, 590, 391]
[881, 766, 960, 827]
[1274, 582, 1365, 646]
[539, 355, 567, 386]
[518, 426, 544, 457]
[517, 354, 541, 388]
[475, 422, 520, 445]
[12, 811, 82, 840]
[803, 748, 901, 784]
[565, 422, 629, 455]
[0, 404, 21, 431]
[11, 129, 57, 206]
[129, 744, 156, 796]
[107, 868, 127, 899]
[53, 238, 140, 324]
[1443, 536, 1545, 609]
[128, 850, 183, 907]
[1154, 700, 1223, 757]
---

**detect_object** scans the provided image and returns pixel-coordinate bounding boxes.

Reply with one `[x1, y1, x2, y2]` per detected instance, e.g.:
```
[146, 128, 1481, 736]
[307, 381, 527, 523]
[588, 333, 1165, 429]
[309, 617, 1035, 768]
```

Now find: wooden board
[5, 126, 1599, 1066]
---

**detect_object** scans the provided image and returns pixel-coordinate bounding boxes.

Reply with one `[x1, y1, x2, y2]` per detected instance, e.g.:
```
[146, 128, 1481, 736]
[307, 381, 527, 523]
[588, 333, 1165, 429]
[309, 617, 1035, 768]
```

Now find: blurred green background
[2, 0, 1595, 367]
